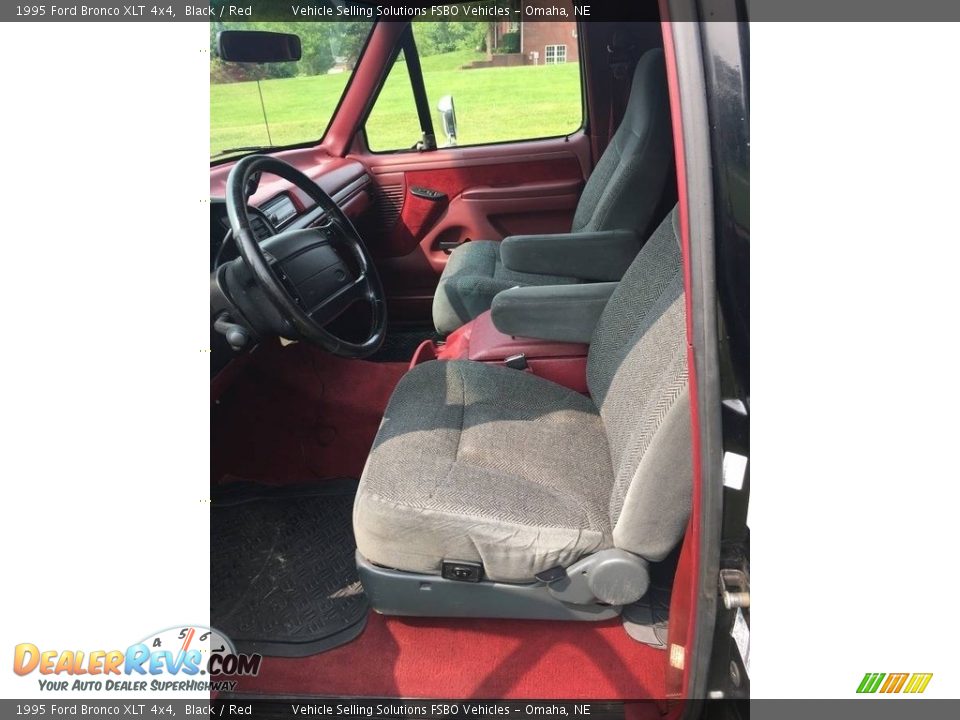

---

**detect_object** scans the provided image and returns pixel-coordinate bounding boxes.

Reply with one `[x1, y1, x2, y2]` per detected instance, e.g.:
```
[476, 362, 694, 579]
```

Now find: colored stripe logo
[857, 672, 933, 694]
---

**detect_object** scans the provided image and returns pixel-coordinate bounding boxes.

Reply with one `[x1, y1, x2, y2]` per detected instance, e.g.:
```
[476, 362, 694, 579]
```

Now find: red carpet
[225, 612, 667, 700]
[211, 341, 408, 484]
[213, 343, 669, 701]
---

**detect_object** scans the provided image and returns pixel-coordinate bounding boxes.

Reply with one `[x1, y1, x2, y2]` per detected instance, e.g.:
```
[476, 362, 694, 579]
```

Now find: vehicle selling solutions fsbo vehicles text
[292, 4, 430, 17]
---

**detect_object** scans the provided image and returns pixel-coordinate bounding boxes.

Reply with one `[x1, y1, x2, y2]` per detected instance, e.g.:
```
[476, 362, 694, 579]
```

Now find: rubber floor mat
[211, 479, 368, 657]
[367, 324, 438, 363]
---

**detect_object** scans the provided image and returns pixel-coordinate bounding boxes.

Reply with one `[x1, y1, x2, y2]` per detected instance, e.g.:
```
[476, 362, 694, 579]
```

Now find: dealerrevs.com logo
[12, 625, 260, 693]
[856, 672, 933, 694]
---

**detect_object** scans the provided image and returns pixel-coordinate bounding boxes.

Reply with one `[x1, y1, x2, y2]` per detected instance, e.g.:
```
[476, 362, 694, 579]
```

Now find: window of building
[545, 45, 568, 65]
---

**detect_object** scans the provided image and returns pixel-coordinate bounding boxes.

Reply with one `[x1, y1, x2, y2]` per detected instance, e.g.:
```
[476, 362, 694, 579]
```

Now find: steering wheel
[225, 155, 386, 358]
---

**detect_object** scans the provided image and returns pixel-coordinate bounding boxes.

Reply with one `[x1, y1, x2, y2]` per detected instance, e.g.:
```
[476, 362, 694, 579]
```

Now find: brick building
[511, 20, 579, 64]
[472, 19, 578, 69]
[466, 0, 579, 68]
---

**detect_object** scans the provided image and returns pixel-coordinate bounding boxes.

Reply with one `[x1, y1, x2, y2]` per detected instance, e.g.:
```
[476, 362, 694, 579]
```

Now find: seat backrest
[571, 49, 673, 237]
[587, 207, 691, 562]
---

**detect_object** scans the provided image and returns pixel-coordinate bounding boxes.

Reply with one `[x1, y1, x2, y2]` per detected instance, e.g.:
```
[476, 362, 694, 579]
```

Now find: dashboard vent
[250, 215, 273, 241]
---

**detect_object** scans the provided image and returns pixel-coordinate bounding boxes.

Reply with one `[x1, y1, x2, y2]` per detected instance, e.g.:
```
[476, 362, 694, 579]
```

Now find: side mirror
[217, 30, 302, 63]
[436, 95, 458, 147]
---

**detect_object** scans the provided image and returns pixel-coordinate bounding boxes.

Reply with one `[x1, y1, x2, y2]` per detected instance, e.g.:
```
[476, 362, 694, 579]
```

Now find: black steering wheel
[225, 155, 386, 358]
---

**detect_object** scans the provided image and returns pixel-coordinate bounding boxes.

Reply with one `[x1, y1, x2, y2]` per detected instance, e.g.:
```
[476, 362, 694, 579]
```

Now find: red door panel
[352, 132, 592, 322]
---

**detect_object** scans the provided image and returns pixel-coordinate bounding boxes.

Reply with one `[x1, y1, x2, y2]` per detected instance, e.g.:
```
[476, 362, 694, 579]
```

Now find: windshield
[209, 16, 375, 159]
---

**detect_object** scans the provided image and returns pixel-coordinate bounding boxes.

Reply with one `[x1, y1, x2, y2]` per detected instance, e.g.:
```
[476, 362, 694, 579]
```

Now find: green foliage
[498, 31, 520, 54]
[414, 22, 485, 56]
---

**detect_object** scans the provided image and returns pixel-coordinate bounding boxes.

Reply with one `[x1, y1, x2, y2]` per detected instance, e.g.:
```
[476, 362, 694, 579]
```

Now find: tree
[415, 22, 484, 56]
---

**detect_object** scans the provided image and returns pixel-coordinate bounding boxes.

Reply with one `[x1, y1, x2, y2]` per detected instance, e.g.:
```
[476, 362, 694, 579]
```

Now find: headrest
[622, 48, 668, 135]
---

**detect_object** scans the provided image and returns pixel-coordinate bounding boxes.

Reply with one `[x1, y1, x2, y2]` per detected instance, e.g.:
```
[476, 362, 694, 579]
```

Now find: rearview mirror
[217, 30, 302, 63]
[437, 95, 458, 147]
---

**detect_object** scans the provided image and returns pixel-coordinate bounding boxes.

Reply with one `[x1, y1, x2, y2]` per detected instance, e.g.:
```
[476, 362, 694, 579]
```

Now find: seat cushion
[354, 360, 615, 582]
[432, 240, 577, 335]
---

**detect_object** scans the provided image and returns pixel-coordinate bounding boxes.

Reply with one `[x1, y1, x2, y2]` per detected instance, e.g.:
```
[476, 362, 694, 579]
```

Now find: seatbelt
[401, 26, 436, 151]
[605, 30, 640, 149]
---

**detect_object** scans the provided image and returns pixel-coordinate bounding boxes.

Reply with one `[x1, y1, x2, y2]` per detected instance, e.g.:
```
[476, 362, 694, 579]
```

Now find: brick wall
[521, 22, 580, 64]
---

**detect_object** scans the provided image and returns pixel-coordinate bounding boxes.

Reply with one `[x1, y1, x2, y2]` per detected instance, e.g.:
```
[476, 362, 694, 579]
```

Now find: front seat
[355, 208, 689, 619]
[431, 47, 673, 335]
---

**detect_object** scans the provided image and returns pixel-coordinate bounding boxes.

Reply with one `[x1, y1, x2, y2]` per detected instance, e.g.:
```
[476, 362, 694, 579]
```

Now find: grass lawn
[211, 52, 582, 156]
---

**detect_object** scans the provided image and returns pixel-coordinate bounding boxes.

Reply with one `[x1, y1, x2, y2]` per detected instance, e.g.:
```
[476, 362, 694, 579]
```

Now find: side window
[210, 19, 374, 159]
[364, 8, 583, 152]
[364, 50, 422, 152]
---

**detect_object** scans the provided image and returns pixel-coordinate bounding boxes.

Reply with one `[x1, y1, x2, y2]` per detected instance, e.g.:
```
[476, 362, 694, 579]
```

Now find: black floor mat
[367, 324, 438, 363]
[210, 479, 368, 657]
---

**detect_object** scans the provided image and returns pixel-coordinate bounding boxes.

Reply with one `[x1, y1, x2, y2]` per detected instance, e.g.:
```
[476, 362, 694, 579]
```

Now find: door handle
[410, 185, 446, 201]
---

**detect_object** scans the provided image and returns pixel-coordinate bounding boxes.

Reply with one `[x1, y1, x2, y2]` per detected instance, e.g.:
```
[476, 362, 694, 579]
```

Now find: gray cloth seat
[356, 208, 691, 583]
[431, 48, 673, 335]
[354, 360, 615, 582]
